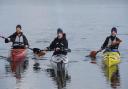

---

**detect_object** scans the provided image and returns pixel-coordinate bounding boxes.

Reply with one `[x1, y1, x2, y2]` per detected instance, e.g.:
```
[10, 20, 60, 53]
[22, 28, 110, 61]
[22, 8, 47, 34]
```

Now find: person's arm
[116, 37, 122, 43]
[46, 38, 56, 50]
[63, 39, 68, 49]
[100, 37, 109, 50]
[23, 35, 29, 47]
[5, 33, 15, 43]
[62, 33, 68, 50]
[111, 37, 122, 46]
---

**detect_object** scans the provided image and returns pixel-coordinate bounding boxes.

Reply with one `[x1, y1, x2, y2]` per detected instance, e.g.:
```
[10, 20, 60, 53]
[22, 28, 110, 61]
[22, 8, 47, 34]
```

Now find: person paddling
[45, 28, 68, 55]
[33, 28, 69, 68]
[5, 25, 29, 49]
[99, 27, 122, 53]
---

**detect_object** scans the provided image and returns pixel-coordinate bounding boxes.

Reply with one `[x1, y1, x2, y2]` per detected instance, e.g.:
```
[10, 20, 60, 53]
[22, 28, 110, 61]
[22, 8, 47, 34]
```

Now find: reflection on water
[90, 57, 97, 64]
[46, 68, 71, 89]
[102, 64, 120, 89]
[5, 60, 29, 80]
[33, 59, 41, 71]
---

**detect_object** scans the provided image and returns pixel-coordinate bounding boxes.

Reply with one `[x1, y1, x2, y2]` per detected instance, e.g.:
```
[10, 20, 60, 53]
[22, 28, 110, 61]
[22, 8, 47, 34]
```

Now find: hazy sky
[0, 0, 128, 6]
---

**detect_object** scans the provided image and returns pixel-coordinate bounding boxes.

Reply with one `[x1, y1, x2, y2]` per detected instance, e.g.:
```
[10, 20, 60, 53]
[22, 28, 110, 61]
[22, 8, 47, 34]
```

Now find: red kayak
[10, 49, 27, 61]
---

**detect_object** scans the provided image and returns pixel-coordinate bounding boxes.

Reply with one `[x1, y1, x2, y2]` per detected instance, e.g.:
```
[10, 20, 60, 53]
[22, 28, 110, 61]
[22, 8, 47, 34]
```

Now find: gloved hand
[25, 45, 29, 48]
[55, 47, 60, 51]
[5, 38, 9, 43]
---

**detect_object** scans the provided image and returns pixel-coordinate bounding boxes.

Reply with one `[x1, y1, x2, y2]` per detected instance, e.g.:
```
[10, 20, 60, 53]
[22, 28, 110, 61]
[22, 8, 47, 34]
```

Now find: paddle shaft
[28, 47, 45, 51]
[28, 47, 71, 53]
[0, 35, 6, 39]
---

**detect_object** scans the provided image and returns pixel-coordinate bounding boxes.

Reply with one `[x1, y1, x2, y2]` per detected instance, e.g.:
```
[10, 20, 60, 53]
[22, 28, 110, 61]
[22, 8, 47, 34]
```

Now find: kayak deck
[50, 55, 68, 71]
[10, 49, 27, 61]
[103, 52, 121, 67]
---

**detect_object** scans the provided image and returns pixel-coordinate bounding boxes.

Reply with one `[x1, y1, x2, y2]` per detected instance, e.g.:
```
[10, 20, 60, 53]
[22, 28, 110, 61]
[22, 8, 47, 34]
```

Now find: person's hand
[5, 38, 9, 43]
[55, 47, 60, 51]
[25, 45, 29, 48]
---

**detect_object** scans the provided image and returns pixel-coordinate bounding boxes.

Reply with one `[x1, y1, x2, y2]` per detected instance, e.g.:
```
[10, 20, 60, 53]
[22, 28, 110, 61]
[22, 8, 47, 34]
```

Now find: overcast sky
[0, 0, 128, 6]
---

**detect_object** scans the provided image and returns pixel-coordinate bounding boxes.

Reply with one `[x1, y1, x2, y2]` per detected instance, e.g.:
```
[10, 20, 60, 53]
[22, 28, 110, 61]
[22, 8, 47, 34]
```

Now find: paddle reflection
[90, 57, 97, 64]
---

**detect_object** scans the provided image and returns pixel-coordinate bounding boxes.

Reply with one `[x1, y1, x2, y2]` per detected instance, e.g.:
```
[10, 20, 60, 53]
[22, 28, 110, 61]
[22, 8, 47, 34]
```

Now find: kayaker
[5, 25, 29, 49]
[45, 28, 68, 55]
[99, 27, 122, 53]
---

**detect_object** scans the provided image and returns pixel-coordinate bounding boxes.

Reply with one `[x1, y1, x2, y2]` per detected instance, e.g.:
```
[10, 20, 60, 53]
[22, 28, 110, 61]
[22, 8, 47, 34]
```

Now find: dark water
[0, 1, 128, 89]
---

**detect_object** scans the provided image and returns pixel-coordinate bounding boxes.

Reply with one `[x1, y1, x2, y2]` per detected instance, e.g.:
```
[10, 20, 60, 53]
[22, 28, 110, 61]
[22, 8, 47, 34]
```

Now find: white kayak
[50, 54, 68, 72]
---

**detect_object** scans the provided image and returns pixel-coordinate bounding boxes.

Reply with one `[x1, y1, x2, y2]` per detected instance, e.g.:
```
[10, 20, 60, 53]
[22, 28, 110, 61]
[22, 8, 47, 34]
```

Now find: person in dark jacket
[46, 28, 68, 55]
[5, 25, 29, 49]
[99, 27, 122, 52]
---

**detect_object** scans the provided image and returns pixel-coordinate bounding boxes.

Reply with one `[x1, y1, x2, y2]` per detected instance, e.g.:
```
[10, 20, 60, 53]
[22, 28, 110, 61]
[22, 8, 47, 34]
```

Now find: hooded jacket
[101, 35, 121, 50]
[47, 33, 68, 55]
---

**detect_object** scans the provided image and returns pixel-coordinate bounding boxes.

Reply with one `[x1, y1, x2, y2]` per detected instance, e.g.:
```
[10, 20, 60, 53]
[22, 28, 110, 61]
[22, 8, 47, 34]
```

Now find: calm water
[0, 1, 128, 89]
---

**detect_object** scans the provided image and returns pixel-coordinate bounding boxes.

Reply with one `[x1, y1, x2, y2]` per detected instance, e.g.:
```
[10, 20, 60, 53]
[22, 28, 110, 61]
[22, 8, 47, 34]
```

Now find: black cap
[111, 27, 117, 33]
[16, 25, 22, 29]
[57, 28, 63, 34]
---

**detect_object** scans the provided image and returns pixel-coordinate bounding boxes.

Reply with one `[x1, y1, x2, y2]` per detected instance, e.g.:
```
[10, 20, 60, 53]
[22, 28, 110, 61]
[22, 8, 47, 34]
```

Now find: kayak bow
[103, 52, 121, 67]
[10, 49, 27, 61]
[50, 54, 68, 72]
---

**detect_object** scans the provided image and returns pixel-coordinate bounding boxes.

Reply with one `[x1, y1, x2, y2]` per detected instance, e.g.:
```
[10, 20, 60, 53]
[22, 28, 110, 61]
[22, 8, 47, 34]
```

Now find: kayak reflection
[45, 54, 71, 89]
[102, 65, 120, 89]
[46, 68, 71, 89]
[5, 60, 29, 79]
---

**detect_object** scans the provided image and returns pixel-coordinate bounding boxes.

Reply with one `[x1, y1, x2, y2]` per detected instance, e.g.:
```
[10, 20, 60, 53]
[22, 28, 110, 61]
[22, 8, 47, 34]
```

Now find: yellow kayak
[103, 52, 121, 67]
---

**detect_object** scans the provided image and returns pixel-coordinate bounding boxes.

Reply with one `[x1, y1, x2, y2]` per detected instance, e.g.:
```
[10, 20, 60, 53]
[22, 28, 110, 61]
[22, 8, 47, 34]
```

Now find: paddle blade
[89, 51, 97, 58]
[33, 48, 41, 53]
[35, 51, 46, 57]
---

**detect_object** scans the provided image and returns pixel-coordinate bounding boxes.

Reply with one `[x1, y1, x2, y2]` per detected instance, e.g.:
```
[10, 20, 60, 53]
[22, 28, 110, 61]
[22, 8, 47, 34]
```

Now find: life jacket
[107, 36, 116, 48]
[106, 36, 119, 52]
[13, 35, 24, 47]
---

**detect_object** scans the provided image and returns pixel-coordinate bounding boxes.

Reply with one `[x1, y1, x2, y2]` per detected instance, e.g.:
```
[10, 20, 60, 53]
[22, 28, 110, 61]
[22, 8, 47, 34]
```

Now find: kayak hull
[10, 49, 27, 61]
[50, 55, 68, 72]
[103, 52, 121, 67]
